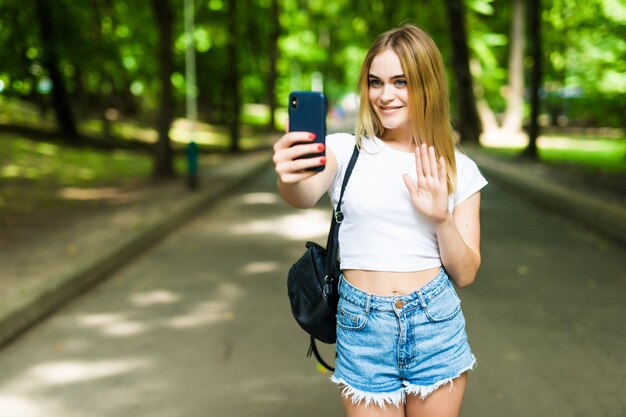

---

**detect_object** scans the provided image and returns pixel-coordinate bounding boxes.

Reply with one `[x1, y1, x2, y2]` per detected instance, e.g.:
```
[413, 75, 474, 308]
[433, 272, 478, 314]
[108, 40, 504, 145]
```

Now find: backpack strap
[306, 335, 336, 371]
[324, 144, 360, 285]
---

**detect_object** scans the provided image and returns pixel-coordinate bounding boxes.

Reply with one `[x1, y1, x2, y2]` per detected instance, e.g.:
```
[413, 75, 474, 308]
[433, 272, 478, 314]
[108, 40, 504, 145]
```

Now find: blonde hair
[355, 24, 457, 193]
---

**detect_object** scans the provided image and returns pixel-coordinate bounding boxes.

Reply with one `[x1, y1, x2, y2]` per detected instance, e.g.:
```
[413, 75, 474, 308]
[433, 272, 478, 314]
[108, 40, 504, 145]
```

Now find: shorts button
[394, 300, 403, 309]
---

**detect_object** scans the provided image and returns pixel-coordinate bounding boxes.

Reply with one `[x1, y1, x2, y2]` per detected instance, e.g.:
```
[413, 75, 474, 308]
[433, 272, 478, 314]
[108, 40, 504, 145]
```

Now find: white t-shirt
[326, 133, 488, 272]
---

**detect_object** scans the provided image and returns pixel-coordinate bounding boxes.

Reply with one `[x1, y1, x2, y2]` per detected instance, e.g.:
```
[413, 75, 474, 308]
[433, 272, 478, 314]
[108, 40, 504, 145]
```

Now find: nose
[380, 84, 394, 102]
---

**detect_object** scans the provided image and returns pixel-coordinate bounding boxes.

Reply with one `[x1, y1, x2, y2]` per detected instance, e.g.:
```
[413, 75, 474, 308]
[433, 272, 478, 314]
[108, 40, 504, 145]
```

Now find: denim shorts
[330, 268, 476, 408]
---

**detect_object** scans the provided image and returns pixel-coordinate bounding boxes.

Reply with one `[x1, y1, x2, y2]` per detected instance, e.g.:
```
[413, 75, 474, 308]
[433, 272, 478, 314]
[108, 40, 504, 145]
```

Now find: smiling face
[367, 49, 411, 140]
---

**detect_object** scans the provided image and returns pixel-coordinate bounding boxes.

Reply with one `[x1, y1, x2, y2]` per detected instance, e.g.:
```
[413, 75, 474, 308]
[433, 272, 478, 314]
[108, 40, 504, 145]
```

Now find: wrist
[432, 212, 453, 227]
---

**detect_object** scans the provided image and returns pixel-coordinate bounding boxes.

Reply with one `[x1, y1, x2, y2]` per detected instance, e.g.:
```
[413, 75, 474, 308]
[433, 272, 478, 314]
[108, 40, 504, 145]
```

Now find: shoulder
[452, 149, 488, 205]
[454, 150, 478, 170]
[326, 132, 356, 163]
[326, 132, 355, 150]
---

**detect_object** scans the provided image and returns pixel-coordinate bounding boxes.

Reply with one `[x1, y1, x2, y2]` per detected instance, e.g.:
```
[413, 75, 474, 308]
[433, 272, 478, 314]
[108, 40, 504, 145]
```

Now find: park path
[0, 153, 624, 417]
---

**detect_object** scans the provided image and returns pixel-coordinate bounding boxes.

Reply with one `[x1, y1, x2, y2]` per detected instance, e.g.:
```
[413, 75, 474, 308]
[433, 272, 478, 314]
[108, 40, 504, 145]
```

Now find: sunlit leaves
[0, 0, 622, 129]
[467, 0, 495, 15]
[208, 0, 224, 11]
[602, 0, 626, 23]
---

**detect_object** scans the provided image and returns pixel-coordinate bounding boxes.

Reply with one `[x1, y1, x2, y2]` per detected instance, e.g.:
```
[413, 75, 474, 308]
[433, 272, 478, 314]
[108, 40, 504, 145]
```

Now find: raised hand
[402, 144, 449, 223]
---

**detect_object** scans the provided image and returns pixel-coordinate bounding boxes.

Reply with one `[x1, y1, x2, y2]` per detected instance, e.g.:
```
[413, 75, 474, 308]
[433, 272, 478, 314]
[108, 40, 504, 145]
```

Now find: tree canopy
[0, 0, 623, 135]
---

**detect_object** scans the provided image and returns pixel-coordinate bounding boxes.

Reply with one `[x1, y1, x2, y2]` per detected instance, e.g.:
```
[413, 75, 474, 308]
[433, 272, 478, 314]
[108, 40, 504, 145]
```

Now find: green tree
[34, 0, 78, 138]
[151, 0, 175, 178]
[446, 0, 482, 143]
[523, 0, 542, 159]
[267, 0, 280, 130]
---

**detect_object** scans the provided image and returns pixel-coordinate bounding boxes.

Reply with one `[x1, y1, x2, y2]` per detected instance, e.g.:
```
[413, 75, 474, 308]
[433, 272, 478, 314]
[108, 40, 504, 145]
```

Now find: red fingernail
[318, 144, 325, 151]
[309, 133, 317, 139]
[320, 157, 327, 164]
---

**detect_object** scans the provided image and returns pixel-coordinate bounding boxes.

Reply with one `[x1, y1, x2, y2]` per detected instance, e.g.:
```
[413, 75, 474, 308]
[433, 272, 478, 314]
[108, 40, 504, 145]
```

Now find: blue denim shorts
[330, 269, 476, 408]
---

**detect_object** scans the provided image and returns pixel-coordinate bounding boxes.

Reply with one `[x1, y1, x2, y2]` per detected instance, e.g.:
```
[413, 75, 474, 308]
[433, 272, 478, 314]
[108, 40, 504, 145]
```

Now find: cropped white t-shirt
[326, 133, 488, 272]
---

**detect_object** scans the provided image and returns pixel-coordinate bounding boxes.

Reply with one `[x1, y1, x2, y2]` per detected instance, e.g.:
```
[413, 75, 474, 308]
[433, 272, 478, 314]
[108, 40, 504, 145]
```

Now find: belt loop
[417, 291, 427, 309]
[365, 294, 371, 315]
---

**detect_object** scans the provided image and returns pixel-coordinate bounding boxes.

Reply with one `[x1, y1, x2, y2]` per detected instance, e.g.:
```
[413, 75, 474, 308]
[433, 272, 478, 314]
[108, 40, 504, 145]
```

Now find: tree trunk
[151, 0, 175, 178]
[267, 0, 279, 130]
[502, 0, 525, 133]
[445, 0, 482, 144]
[35, 0, 79, 140]
[523, 0, 541, 159]
[227, 0, 241, 152]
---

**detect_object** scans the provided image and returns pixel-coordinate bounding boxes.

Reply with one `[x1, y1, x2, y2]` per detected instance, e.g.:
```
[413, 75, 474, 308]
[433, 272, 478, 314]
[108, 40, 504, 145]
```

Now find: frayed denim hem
[330, 376, 405, 408]
[331, 356, 477, 406]
[403, 355, 477, 400]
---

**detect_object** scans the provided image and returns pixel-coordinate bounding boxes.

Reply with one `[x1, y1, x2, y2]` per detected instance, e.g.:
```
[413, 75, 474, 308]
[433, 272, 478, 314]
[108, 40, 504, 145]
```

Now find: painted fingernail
[309, 133, 317, 139]
[320, 157, 327, 164]
[317, 144, 325, 151]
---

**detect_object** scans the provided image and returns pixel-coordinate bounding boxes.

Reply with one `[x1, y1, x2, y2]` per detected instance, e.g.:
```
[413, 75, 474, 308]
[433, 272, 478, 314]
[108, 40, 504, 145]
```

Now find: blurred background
[0, 0, 624, 176]
[0, 0, 624, 416]
[0, 0, 626, 417]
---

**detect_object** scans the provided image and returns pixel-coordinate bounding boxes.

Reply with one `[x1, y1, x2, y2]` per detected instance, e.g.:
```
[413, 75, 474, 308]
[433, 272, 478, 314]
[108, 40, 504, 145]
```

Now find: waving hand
[402, 144, 449, 223]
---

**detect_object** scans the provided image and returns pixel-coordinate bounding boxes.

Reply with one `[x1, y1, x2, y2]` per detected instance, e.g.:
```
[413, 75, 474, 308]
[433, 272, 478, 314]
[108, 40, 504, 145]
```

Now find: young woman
[273, 24, 487, 417]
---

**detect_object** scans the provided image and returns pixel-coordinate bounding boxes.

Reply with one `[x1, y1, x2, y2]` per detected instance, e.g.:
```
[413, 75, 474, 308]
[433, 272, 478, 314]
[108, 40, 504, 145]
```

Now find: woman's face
[367, 49, 410, 138]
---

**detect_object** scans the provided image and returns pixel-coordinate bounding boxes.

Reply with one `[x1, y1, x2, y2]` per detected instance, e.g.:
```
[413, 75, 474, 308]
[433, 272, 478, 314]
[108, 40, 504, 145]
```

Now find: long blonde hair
[355, 24, 457, 193]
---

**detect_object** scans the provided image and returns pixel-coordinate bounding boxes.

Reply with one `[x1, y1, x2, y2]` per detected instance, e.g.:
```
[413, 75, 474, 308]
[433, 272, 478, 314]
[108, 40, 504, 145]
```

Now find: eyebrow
[368, 74, 406, 79]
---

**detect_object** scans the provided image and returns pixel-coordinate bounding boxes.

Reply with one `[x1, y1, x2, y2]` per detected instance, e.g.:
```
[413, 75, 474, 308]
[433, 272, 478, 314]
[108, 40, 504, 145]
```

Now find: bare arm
[403, 144, 482, 287]
[433, 194, 481, 287]
[273, 131, 338, 209]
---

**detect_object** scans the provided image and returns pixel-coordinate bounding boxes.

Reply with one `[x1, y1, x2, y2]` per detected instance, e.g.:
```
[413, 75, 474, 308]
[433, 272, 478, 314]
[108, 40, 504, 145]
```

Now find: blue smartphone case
[288, 91, 327, 172]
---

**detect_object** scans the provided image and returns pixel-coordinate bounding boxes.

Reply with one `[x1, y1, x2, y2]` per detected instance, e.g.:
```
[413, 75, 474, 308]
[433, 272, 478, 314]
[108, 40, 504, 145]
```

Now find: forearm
[277, 178, 319, 209]
[434, 216, 481, 287]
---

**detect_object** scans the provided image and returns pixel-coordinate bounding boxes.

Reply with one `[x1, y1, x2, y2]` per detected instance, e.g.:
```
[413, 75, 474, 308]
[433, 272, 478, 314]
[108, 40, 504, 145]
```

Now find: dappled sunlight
[230, 208, 330, 240]
[240, 261, 280, 275]
[537, 136, 618, 151]
[480, 129, 529, 148]
[77, 313, 126, 327]
[76, 312, 149, 337]
[480, 131, 626, 155]
[27, 358, 151, 386]
[130, 289, 181, 307]
[0, 395, 46, 417]
[74, 283, 241, 336]
[170, 117, 229, 146]
[238, 192, 281, 205]
[166, 282, 242, 329]
[101, 321, 147, 337]
[167, 300, 234, 328]
[58, 187, 142, 203]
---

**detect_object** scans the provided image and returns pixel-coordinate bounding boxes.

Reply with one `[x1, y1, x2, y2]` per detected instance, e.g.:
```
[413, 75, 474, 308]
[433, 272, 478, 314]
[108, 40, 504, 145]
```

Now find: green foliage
[541, 0, 625, 126]
[0, 0, 623, 133]
[466, 0, 624, 127]
[0, 133, 153, 187]
[483, 135, 626, 172]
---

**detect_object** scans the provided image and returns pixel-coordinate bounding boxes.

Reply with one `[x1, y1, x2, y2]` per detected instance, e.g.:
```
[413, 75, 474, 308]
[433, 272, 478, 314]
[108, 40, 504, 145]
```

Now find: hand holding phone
[288, 91, 327, 172]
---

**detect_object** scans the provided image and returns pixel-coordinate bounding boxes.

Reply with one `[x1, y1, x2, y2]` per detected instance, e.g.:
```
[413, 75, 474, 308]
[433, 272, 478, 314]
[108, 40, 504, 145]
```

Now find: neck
[381, 128, 414, 150]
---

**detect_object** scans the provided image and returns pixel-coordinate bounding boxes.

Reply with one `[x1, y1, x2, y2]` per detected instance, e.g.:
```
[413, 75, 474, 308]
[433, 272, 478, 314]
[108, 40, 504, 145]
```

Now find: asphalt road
[0, 165, 624, 417]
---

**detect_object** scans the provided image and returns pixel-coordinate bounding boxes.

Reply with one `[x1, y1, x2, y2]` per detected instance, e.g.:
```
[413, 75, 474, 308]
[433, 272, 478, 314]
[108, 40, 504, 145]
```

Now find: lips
[379, 105, 403, 113]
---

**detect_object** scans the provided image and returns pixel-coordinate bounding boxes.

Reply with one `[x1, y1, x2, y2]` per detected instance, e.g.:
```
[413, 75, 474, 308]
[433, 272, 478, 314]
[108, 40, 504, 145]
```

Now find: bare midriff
[343, 266, 442, 296]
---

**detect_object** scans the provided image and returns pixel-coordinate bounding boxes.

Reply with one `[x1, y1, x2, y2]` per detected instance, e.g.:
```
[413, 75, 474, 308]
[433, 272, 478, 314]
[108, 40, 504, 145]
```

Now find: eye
[394, 79, 407, 87]
[369, 78, 382, 87]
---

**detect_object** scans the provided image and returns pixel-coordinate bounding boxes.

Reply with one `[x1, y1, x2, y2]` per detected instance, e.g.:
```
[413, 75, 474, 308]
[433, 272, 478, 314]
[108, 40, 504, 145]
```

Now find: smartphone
[288, 91, 327, 172]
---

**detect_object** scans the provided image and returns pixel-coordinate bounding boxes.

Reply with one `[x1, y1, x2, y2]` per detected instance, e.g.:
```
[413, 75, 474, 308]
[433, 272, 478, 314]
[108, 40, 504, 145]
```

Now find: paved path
[0, 164, 625, 416]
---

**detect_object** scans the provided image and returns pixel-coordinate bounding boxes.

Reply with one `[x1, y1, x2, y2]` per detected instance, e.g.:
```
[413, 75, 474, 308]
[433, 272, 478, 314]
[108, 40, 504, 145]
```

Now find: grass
[0, 96, 279, 152]
[481, 135, 626, 173]
[0, 133, 154, 187]
[0, 132, 167, 218]
[1, 95, 623, 219]
[0, 96, 281, 220]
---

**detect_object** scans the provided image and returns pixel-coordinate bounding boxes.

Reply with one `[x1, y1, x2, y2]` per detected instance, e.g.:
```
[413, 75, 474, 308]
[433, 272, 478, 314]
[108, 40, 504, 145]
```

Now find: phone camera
[290, 97, 298, 109]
